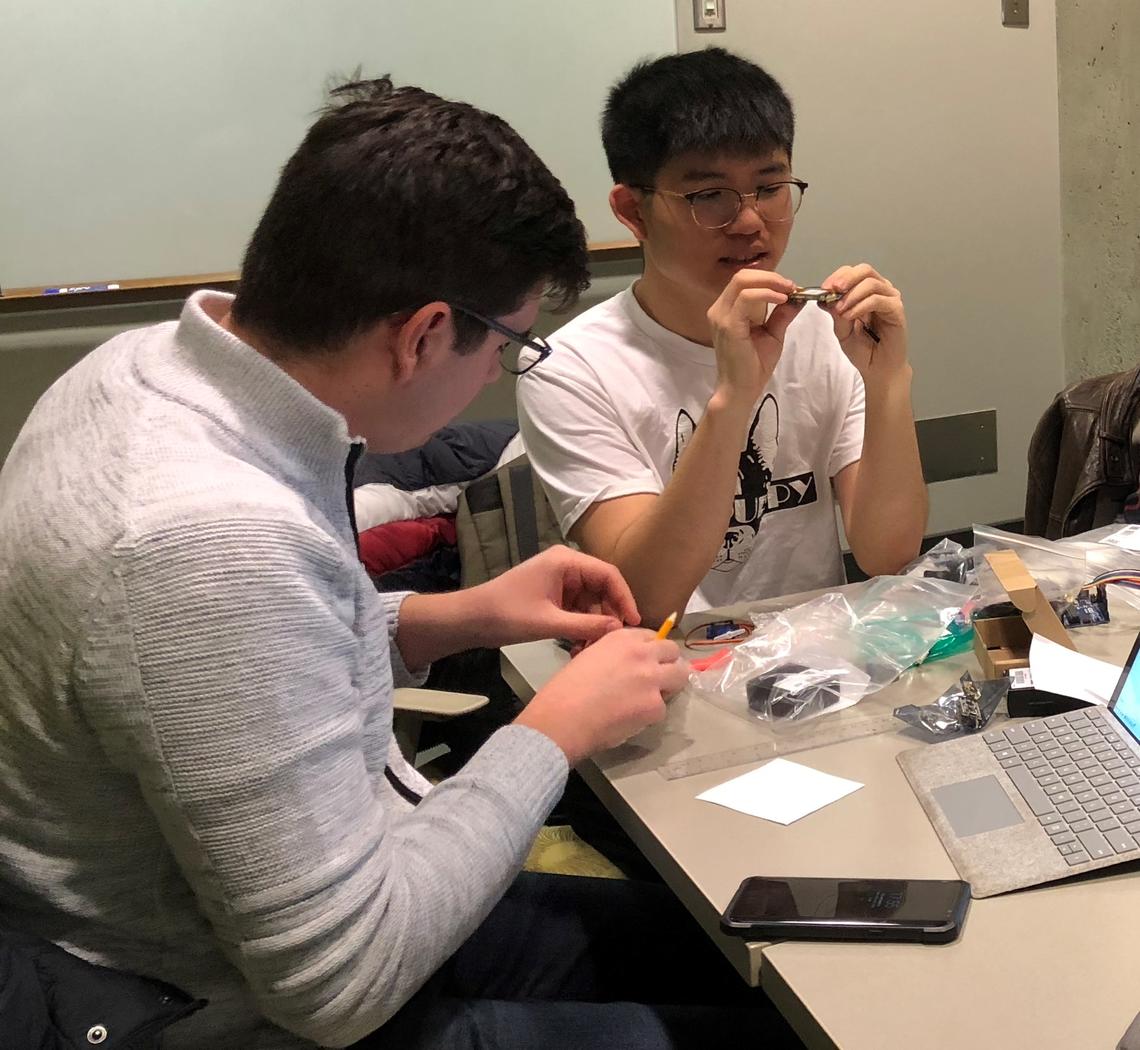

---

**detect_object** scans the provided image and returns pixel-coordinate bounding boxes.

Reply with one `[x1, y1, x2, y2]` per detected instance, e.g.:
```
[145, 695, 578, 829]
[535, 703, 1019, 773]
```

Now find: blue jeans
[355, 872, 802, 1050]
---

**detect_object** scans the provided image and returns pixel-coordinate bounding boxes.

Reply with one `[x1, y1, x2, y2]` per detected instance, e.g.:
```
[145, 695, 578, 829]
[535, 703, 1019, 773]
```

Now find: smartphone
[787, 286, 842, 304]
[720, 876, 970, 944]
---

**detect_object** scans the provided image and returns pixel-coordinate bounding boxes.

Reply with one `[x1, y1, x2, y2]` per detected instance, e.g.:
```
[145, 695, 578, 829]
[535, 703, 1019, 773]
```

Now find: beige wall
[1056, 2, 1140, 382]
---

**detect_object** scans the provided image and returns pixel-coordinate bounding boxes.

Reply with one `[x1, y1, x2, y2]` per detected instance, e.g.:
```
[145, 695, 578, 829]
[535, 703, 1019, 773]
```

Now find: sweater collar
[140, 291, 358, 481]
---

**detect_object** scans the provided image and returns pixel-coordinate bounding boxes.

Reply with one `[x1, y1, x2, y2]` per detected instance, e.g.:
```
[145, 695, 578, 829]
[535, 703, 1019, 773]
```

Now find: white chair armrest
[392, 687, 489, 718]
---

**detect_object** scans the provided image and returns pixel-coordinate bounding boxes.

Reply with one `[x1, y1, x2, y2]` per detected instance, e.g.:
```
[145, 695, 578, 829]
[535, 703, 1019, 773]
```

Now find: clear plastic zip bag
[691, 576, 976, 725]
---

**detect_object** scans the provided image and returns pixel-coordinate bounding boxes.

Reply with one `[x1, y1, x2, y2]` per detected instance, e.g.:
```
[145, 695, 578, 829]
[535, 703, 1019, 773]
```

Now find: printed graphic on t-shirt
[673, 396, 818, 572]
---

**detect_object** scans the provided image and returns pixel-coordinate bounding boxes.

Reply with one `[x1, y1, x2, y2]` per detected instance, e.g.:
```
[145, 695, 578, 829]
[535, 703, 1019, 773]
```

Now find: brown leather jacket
[1024, 364, 1140, 539]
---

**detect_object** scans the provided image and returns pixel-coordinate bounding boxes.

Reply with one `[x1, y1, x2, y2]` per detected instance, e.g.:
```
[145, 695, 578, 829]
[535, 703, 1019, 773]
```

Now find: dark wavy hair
[232, 76, 590, 354]
[602, 48, 795, 187]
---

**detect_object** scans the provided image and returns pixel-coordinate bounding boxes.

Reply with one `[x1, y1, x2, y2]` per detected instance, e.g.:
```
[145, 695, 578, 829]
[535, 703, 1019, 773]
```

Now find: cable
[1088, 570, 1140, 591]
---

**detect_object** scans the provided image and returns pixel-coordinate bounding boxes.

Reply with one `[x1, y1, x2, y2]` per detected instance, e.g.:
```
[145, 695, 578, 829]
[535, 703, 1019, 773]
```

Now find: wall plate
[916, 409, 998, 483]
[693, 0, 725, 32]
[1002, 0, 1029, 28]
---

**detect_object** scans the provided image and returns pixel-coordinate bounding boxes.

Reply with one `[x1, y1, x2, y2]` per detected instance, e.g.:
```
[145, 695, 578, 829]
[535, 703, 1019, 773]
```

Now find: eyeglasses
[450, 305, 553, 376]
[633, 179, 808, 230]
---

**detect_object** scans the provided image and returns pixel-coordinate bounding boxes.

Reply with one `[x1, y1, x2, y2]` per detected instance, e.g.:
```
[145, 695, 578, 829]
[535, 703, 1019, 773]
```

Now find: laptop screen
[1109, 633, 1140, 742]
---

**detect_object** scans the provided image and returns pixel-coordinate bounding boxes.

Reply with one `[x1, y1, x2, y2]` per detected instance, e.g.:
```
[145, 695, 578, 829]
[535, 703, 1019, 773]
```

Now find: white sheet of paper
[1101, 525, 1140, 552]
[1028, 634, 1123, 705]
[696, 757, 863, 825]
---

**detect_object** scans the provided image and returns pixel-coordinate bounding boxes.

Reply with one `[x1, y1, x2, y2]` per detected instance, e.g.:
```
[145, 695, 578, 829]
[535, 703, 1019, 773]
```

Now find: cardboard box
[972, 549, 1076, 679]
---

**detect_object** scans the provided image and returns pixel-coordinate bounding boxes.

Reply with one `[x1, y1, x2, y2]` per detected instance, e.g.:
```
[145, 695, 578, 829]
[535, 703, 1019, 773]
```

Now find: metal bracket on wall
[1002, 0, 1029, 28]
[693, 0, 725, 32]
[915, 409, 998, 484]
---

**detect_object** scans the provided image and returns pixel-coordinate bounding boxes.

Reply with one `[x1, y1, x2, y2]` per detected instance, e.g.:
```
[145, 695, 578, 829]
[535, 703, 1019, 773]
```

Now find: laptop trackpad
[932, 775, 1025, 837]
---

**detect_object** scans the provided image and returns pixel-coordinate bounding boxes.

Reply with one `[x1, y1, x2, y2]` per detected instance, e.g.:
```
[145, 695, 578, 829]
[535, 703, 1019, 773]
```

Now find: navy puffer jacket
[0, 929, 203, 1049]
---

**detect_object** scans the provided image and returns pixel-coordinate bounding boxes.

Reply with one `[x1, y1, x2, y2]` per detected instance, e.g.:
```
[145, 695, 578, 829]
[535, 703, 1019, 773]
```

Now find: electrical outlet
[693, 0, 725, 32]
[1002, 0, 1029, 28]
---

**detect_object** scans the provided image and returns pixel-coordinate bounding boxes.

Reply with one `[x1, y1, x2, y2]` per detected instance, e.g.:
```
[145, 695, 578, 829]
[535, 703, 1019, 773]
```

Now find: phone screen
[726, 876, 966, 927]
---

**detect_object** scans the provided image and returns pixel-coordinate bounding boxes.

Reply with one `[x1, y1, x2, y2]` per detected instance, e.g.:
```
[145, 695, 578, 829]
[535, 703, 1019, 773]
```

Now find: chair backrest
[455, 454, 563, 586]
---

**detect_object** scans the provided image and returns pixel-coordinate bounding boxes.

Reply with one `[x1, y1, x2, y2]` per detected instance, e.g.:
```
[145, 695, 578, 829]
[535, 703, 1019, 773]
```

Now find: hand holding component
[820, 263, 909, 380]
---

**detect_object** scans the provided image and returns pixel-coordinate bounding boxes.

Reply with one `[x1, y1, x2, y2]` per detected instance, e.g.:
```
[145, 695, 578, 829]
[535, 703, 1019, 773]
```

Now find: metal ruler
[657, 709, 904, 781]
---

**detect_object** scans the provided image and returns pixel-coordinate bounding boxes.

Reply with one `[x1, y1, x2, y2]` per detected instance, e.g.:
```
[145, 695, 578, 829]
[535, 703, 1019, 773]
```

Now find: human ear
[609, 184, 651, 242]
[390, 302, 452, 381]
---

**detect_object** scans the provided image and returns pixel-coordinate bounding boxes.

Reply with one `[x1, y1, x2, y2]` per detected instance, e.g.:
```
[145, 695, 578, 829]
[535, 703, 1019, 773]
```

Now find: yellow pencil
[655, 611, 678, 640]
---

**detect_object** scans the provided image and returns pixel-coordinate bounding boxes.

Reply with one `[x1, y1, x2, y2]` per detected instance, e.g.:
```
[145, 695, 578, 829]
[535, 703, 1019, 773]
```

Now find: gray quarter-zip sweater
[0, 291, 568, 1047]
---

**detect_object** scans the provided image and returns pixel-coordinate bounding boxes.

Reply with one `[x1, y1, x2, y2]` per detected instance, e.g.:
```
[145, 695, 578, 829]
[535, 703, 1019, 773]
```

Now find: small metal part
[958, 673, 984, 729]
[960, 673, 983, 702]
[787, 286, 842, 304]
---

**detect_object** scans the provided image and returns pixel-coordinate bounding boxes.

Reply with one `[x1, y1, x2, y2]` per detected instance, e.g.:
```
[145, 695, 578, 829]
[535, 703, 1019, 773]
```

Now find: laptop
[899, 633, 1140, 897]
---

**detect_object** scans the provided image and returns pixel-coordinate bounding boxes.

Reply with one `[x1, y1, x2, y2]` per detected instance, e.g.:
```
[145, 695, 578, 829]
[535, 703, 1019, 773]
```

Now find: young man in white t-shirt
[518, 48, 927, 624]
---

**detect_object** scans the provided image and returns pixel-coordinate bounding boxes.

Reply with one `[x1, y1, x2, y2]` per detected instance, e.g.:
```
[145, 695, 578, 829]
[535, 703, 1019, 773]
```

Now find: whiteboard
[0, 1, 675, 291]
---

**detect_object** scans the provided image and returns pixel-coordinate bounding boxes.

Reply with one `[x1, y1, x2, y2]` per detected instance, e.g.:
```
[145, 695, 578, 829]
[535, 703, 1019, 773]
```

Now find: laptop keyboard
[984, 708, 1140, 867]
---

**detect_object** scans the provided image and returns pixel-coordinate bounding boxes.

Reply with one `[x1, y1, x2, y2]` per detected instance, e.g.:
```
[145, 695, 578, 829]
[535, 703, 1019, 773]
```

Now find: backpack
[455, 454, 564, 586]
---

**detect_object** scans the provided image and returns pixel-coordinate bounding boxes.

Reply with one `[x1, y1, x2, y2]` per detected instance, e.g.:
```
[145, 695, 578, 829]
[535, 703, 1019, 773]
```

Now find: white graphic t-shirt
[517, 286, 865, 611]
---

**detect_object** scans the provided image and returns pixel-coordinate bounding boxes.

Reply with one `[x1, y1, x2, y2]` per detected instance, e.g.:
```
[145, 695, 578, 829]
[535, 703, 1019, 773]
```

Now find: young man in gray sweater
[0, 79, 798, 1048]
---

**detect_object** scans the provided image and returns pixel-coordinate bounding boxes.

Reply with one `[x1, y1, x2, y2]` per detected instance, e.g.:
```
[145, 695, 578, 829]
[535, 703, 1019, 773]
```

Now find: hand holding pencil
[518, 611, 689, 765]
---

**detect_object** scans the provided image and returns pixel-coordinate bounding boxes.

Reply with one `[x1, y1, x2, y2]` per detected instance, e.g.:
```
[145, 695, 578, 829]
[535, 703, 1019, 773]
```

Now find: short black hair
[232, 76, 589, 354]
[602, 48, 795, 187]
